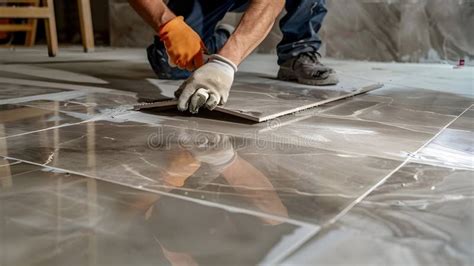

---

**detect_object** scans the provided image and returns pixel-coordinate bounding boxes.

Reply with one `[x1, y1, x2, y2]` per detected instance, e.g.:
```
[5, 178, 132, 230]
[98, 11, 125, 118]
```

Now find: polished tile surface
[0, 48, 472, 265]
[284, 163, 474, 266]
[319, 86, 472, 133]
[413, 108, 474, 169]
[0, 82, 64, 100]
[20, 92, 139, 115]
[0, 165, 316, 266]
[0, 104, 83, 138]
[0, 120, 402, 224]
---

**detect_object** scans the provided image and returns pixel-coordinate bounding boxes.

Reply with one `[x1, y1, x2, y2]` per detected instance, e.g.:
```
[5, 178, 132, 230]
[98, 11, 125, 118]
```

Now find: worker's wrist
[158, 9, 176, 29]
[211, 54, 238, 73]
[217, 43, 242, 67]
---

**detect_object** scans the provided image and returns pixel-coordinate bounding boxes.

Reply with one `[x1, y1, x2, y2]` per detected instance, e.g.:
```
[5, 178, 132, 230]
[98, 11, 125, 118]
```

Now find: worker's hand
[175, 54, 237, 114]
[159, 16, 205, 71]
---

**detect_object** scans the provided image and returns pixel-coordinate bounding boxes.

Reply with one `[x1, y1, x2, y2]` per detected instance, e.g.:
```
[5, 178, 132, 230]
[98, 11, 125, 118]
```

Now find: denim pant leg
[277, 0, 328, 65]
[163, 0, 248, 52]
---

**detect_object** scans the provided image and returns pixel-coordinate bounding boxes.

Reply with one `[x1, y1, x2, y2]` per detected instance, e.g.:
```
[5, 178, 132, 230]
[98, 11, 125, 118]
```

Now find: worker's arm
[176, 0, 285, 113]
[128, 0, 205, 70]
[220, 0, 285, 65]
[128, 0, 175, 30]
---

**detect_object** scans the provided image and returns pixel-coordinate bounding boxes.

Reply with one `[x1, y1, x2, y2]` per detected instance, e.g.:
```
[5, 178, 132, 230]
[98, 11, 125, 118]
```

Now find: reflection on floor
[0, 47, 473, 265]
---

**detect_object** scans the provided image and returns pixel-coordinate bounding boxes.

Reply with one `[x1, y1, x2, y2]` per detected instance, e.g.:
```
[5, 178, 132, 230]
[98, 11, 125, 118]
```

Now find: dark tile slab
[0, 82, 64, 100]
[0, 104, 84, 138]
[0, 120, 402, 225]
[0, 64, 109, 85]
[0, 168, 315, 266]
[14, 61, 172, 101]
[284, 163, 474, 265]
[133, 81, 382, 122]
[217, 82, 381, 122]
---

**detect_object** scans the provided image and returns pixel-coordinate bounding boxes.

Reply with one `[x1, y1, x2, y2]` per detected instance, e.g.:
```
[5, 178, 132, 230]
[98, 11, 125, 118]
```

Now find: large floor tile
[3, 61, 172, 101]
[0, 120, 402, 225]
[0, 166, 315, 266]
[0, 159, 39, 187]
[255, 115, 435, 160]
[449, 108, 474, 131]
[0, 104, 84, 138]
[284, 162, 474, 265]
[318, 86, 472, 133]
[122, 107, 437, 161]
[413, 108, 474, 169]
[19, 92, 139, 116]
[0, 82, 64, 100]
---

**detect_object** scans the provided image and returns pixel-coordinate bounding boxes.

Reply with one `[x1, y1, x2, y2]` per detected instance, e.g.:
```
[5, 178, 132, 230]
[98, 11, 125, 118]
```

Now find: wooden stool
[0, 0, 95, 56]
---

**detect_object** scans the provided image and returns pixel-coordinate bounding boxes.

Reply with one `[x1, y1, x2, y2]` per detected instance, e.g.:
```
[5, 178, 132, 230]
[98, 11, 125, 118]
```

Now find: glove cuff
[211, 54, 238, 73]
[158, 16, 184, 36]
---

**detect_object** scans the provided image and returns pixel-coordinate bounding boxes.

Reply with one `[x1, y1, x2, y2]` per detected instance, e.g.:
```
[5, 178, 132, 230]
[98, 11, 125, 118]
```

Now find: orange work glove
[159, 16, 205, 71]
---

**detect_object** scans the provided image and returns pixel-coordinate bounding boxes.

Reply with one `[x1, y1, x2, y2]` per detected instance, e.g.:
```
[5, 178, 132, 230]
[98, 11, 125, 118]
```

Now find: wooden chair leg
[25, 19, 38, 46]
[77, 0, 94, 52]
[43, 0, 58, 57]
[25, 0, 40, 47]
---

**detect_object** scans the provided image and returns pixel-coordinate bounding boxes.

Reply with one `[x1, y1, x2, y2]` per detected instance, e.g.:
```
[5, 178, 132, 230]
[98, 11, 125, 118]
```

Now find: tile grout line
[325, 103, 474, 225]
[0, 155, 319, 230]
[0, 77, 136, 95]
[0, 116, 102, 140]
[1, 158, 321, 266]
[0, 91, 86, 105]
[276, 103, 474, 263]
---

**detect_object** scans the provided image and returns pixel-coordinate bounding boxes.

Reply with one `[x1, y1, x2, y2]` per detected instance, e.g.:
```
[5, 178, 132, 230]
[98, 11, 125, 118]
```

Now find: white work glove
[175, 54, 237, 114]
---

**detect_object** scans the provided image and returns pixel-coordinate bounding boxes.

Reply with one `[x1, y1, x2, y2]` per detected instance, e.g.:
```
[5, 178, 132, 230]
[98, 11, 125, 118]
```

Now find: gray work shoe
[277, 52, 339, 86]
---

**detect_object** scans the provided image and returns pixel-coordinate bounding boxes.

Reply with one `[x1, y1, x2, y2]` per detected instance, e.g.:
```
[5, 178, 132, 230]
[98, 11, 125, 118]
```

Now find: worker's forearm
[219, 0, 284, 65]
[128, 0, 176, 32]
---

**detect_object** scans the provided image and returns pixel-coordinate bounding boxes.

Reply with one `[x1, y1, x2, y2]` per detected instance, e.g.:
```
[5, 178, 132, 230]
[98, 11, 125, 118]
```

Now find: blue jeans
[149, 0, 327, 78]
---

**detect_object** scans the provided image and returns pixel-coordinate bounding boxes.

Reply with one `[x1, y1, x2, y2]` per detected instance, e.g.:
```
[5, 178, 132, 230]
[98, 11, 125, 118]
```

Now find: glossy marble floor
[0, 47, 472, 265]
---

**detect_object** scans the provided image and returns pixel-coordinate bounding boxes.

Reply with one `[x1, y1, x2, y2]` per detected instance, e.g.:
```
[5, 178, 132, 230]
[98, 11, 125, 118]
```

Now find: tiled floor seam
[275, 104, 474, 263]
[403, 159, 474, 171]
[116, 112, 414, 164]
[0, 77, 137, 95]
[0, 117, 101, 140]
[314, 113, 458, 133]
[325, 103, 473, 225]
[0, 90, 86, 105]
[327, 103, 474, 224]
[338, 71, 473, 96]
[1, 159, 320, 266]
[0, 155, 320, 230]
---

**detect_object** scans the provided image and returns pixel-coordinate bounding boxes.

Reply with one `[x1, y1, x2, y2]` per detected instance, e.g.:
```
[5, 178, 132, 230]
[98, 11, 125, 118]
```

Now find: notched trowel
[133, 99, 178, 111]
[133, 88, 211, 112]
